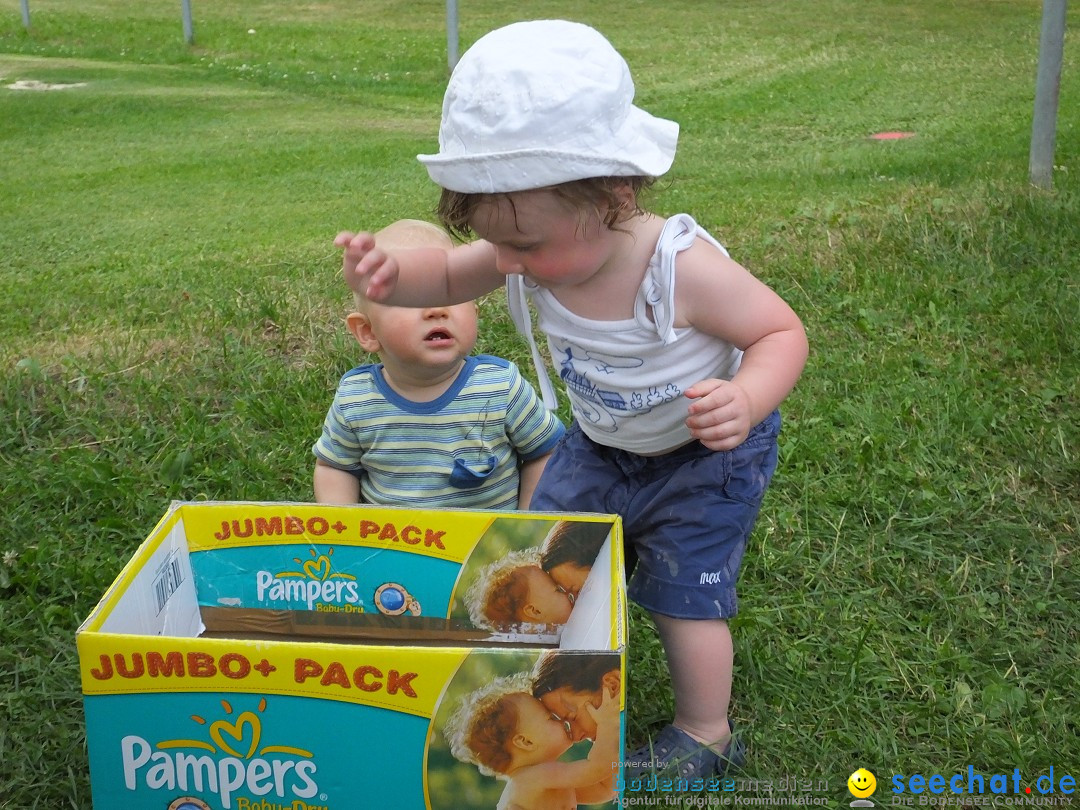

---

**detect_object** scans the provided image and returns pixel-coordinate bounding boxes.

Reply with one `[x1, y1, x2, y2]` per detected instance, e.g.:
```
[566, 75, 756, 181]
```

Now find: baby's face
[546, 561, 590, 600]
[520, 565, 573, 624]
[510, 693, 573, 760]
[364, 300, 478, 368]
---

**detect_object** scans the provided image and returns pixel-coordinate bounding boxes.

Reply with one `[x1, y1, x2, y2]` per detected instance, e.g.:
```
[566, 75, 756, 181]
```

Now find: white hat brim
[418, 106, 678, 194]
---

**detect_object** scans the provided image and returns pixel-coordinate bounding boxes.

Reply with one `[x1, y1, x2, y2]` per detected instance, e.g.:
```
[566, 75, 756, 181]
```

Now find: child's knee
[375, 219, 453, 250]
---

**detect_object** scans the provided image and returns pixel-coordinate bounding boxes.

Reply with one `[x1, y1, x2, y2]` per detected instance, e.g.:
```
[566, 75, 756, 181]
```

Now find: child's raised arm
[335, 230, 502, 306]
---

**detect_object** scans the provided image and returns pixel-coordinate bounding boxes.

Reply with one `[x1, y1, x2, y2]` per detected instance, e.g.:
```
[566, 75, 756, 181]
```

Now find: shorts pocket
[720, 411, 780, 505]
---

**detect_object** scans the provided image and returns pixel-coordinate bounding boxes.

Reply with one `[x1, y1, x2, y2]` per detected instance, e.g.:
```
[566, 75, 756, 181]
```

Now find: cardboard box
[77, 501, 626, 810]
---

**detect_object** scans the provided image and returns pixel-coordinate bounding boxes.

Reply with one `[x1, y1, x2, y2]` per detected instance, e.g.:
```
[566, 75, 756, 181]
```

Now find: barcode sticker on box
[153, 551, 184, 615]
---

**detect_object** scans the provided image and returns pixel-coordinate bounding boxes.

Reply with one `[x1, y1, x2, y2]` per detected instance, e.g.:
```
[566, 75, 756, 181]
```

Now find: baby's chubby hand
[684, 379, 753, 451]
[334, 231, 399, 302]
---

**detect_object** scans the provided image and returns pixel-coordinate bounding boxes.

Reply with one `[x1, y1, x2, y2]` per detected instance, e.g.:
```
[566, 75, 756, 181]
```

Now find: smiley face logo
[848, 768, 877, 798]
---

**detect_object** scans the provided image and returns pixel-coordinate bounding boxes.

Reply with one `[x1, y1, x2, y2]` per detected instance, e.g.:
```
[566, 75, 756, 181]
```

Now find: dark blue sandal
[624, 721, 746, 782]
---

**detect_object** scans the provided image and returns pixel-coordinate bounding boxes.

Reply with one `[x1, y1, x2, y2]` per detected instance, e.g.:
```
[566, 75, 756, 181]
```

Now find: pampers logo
[121, 698, 320, 810]
[255, 548, 361, 611]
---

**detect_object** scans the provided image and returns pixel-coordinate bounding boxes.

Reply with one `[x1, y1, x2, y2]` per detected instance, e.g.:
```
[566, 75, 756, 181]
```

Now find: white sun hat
[417, 19, 679, 194]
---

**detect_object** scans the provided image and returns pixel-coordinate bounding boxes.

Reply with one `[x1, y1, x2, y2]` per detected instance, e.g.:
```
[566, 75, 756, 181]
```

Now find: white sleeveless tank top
[507, 213, 743, 454]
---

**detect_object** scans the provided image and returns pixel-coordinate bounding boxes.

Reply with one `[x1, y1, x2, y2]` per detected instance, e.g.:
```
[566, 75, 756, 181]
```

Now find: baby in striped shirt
[313, 220, 564, 510]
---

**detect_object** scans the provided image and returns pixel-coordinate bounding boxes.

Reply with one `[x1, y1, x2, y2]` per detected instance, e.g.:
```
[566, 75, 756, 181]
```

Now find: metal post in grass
[1029, 0, 1067, 189]
[21, 0, 30, 30]
[181, 0, 195, 45]
[446, 0, 459, 71]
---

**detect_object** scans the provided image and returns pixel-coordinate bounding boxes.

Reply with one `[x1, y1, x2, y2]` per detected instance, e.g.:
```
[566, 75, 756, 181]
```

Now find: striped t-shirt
[313, 355, 564, 509]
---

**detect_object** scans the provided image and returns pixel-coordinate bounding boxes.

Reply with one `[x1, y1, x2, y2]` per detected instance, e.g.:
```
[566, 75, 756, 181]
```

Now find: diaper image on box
[76, 501, 626, 810]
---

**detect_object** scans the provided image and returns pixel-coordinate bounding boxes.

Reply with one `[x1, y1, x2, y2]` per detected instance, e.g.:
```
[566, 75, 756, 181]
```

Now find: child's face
[352, 301, 478, 378]
[538, 686, 599, 742]
[520, 565, 574, 624]
[510, 693, 573, 761]
[546, 562, 591, 600]
[468, 190, 619, 289]
[538, 668, 625, 744]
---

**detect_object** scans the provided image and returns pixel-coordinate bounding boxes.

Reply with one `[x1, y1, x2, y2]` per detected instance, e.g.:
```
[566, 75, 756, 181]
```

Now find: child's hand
[684, 379, 753, 451]
[583, 685, 621, 766]
[584, 682, 620, 729]
[334, 231, 400, 302]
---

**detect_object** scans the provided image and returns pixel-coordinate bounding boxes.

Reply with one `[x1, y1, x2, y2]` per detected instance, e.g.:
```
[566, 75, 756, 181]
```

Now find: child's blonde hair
[444, 672, 533, 777]
[464, 547, 543, 630]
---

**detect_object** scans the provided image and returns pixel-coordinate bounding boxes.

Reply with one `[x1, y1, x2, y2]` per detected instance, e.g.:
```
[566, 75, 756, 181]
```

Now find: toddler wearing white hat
[418, 19, 678, 193]
[336, 19, 808, 784]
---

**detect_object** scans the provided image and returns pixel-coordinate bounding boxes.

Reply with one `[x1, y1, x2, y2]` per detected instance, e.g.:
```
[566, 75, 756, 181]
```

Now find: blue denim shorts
[531, 410, 781, 619]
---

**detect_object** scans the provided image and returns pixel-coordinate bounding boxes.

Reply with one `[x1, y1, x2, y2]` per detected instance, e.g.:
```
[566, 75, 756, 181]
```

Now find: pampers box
[76, 501, 626, 810]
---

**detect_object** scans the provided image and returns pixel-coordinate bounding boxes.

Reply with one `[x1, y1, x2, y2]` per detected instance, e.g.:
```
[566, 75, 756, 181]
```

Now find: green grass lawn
[1, 1, 1078, 807]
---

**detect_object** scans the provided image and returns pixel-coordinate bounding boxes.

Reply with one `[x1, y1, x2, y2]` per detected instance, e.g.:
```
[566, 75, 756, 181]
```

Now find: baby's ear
[601, 669, 621, 698]
[346, 312, 380, 353]
[521, 603, 542, 621]
[511, 732, 535, 751]
[611, 181, 638, 220]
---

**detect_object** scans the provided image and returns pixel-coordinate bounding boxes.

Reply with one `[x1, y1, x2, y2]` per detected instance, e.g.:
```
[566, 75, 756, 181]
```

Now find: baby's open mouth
[424, 329, 452, 341]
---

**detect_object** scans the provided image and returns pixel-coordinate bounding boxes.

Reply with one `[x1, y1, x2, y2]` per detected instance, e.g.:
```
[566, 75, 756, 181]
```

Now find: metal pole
[181, 0, 194, 45]
[446, 0, 459, 72]
[1029, 0, 1068, 189]
[20, 0, 30, 30]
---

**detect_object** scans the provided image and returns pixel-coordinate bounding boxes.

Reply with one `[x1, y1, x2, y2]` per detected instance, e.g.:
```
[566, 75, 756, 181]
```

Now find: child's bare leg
[374, 219, 452, 251]
[652, 613, 733, 749]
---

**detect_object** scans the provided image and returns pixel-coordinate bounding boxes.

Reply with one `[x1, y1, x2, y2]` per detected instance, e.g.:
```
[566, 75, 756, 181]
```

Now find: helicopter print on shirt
[555, 346, 681, 433]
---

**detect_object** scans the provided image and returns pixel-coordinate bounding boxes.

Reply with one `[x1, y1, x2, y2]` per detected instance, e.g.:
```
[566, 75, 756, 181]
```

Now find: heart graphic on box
[303, 556, 331, 581]
[210, 711, 260, 758]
